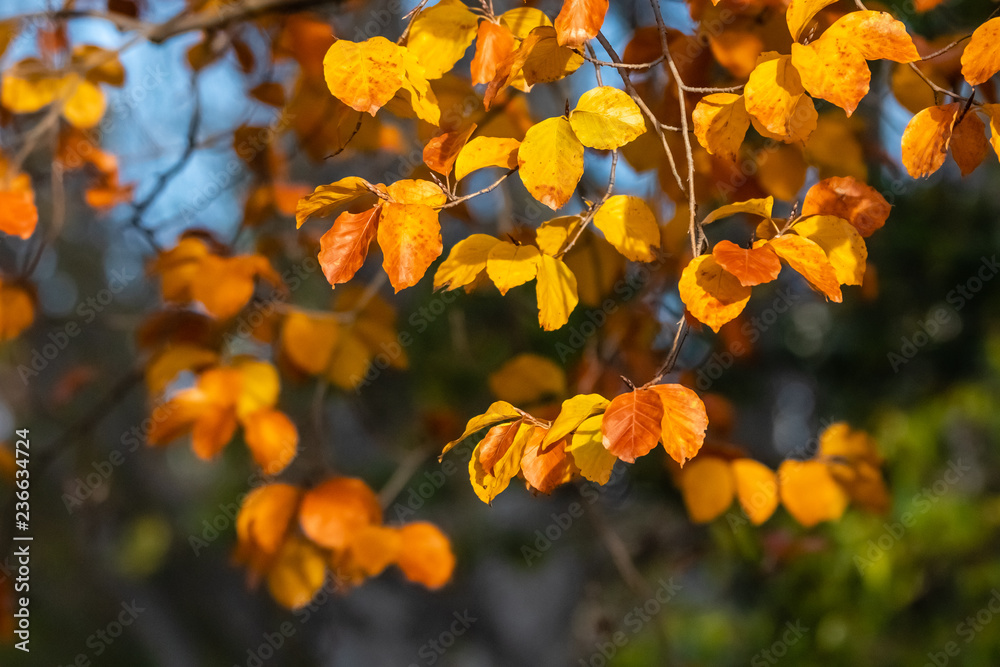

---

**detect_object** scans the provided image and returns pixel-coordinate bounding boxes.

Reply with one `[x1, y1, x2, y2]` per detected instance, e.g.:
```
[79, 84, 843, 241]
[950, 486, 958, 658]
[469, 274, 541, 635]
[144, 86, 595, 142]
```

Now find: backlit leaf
[900, 103, 959, 179]
[377, 202, 443, 292]
[744, 54, 817, 143]
[790, 40, 870, 117]
[569, 86, 645, 150]
[592, 195, 660, 262]
[406, 0, 479, 79]
[488, 353, 566, 405]
[396, 522, 455, 589]
[950, 111, 988, 177]
[434, 234, 500, 290]
[567, 414, 617, 484]
[701, 197, 773, 225]
[243, 409, 299, 475]
[441, 400, 522, 456]
[768, 234, 843, 302]
[543, 394, 609, 448]
[732, 459, 779, 525]
[554, 0, 609, 47]
[601, 388, 664, 464]
[486, 241, 541, 295]
[296, 177, 372, 228]
[454, 136, 520, 181]
[535, 253, 579, 331]
[786, 0, 840, 42]
[471, 20, 516, 85]
[323, 37, 406, 115]
[711, 240, 781, 287]
[791, 215, 868, 286]
[298, 477, 382, 550]
[678, 255, 752, 332]
[961, 17, 1000, 86]
[692, 93, 750, 161]
[518, 116, 584, 210]
[822, 11, 919, 63]
[318, 206, 380, 286]
[679, 457, 734, 523]
[778, 459, 849, 527]
[649, 383, 708, 466]
[801, 176, 890, 238]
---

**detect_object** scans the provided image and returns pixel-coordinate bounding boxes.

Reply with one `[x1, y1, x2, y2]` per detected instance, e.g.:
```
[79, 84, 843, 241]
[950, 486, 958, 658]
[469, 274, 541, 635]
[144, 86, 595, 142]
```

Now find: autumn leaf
[649, 384, 708, 466]
[518, 116, 585, 210]
[323, 37, 406, 115]
[396, 522, 455, 589]
[692, 93, 750, 161]
[434, 234, 500, 290]
[500, 7, 553, 39]
[0, 279, 34, 341]
[821, 11, 919, 63]
[778, 459, 849, 527]
[785, 0, 840, 42]
[535, 253, 579, 331]
[520, 428, 577, 493]
[543, 394, 609, 448]
[961, 17, 1000, 86]
[298, 477, 382, 550]
[701, 197, 773, 225]
[768, 234, 843, 302]
[790, 40, 870, 117]
[441, 400, 522, 456]
[592, 195, 660, 262]
[790, 215, 868, 286]
[801, 176, 890, 238]
[405, 0, 479, 79]
[471, 20, 516, 85]
[423, 124, 477, 175]
[267, 534, 327, 609]
[744, 54, 817, 143]
[678, 255, 752, 332]
[470, 421, 532, 503]
[569, 86, 645, 150]
[397, 48, 441, 125]
[318, 206, 381, 286]
[486, 241, 541, 295]
[454, 136, 520, 181]
[242, 408, 299, 475]
[601, 388, 664, 463]
[567, 414, 618, 484]
[296, 176, 372, 228]
[377, 202, 443, 292]
[0, 176, 38, 240]
[679, 457, 734, 523]
[900, 103, 959, 178]
[711, 240, 781, 287]
[554, 0, 609, 47]
[731, 459, 779, 525]
[949, 111, 989, 177]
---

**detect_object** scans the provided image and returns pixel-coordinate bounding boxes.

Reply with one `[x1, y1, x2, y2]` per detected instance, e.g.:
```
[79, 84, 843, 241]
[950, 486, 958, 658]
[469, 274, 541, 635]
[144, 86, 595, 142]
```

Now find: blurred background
[1, 0, 1000, 665]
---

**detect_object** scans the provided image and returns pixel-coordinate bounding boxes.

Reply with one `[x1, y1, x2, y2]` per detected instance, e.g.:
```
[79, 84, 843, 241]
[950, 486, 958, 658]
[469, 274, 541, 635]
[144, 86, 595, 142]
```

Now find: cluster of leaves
[234, 477, 454, 609]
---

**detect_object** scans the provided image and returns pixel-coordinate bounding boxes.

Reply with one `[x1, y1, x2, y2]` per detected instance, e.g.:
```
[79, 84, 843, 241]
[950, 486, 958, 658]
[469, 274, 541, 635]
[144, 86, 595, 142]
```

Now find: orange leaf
[801, 176, 890, 238]
[601, 388, 664, 464]
[242, 408, 299, 475]
[346, 525, 402, 577]
[950, 110, 988, 177]
[744, 54, 817, 143]
[767, 235, 842, 302]
[376, 202, 443, 292]
[822, 11, 919, 63]
[471, 20, 516, 85]
[323, 37, 406, 115]
[649, 384, 708, 466]
[0, 170, 38, 240]
[423, 123, 477, 175]
[711, 240, 781, 287]
[731, 459, 778, 525]
[478, 419, 523, 474]
[0, 279, 34, 341]
[318, 206, 381, 286]
[396, 522, 455, 589]
[900, 103, 959, 178]
[960, 17, 1000, 85]
[679, 457, 734, 523]
[298, 477, 382, 550]
[678, 255, 752, 332]
[692, 93, 750, 161]
[266, 534, 327, 609]
[520, 430, 577, 493]
[778, 459, 849, 527]
[790, 39, 870, 117]
[554, 0, 608, 47]
[236, 484, 302, 558]
[191, 407, 238, 460]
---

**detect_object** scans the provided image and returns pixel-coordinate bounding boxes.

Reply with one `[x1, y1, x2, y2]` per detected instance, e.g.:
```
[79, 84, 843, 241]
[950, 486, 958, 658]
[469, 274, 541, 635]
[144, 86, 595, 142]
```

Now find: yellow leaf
[406, 0, 479, 79]
[386, 179, 447, 206]
[900, 103, 959, 179]
[791, 215, 868, 286]
[701, 196, 773, 225]
[377, 202, 442, 292]
[744, 54, 817, 143]
[500, 7, 553, 40]
[62, 77, 106, 129]
[732, 459, 778, 525]
[767, 234, 843, 302]
[961, 17, 1000, 86]
[678, 255, 751, 332]
[979, 104, 1000, 162]
[296, 177, 373, 228]
[649, 384, 708, 466]
[266, 534, 327, 609]
[535, 216, 580, 256]
[566, 414, 617, 484]
[488, 353, 567, 405]
[519, 26, 584, 85]
[323, 37, 406, 115]
[592, 195, 660, 262]
[535, 253, 579, 331]
[398, 48, 441, 125]
[790, 40, 869, 117]
[442, 400, 522, 457]
[326, 329, 373, 390]
[0, 70, 62, 113]
[818, 422, 883, 465]
[233, 359, 281, 420]
[454, 136, 520, 181]
[543, 394, 609, 448]
[821, 11, 919, 63]
[518, 116, 584, 210]
[470, 421, 533, 503]
[434, 234, 500, 290]
[569, 86, 645, 150]
[145, 344, 219, 396]
[778, 459, 849, 527]
[486, 241, 541, 295]
[692, 93, 750, 161]
[786, 0, 840, 42]
[554, 0, 608, 47]
[281, 311, 338, 376]
[679, 457, 735, 523]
